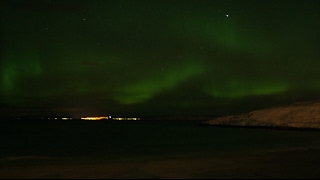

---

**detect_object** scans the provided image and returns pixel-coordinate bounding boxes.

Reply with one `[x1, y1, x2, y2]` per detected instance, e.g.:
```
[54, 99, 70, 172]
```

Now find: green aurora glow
[1, 0, 320, 117]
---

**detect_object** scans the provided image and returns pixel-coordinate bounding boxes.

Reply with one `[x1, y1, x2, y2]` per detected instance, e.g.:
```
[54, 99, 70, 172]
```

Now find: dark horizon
[2, 92, 320, 119]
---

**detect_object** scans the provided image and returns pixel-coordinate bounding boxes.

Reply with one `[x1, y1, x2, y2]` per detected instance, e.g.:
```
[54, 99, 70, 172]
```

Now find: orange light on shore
[81, 116, 108, 120]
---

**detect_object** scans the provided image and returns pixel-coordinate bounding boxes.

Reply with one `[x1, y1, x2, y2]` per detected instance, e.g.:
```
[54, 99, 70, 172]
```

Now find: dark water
[1, 119, 320, 159]
[2, 119, 320, 178]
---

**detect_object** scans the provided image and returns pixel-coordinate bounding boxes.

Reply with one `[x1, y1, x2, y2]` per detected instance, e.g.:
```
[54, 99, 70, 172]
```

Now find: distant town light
[80, 116, 109, 120]
[112, 117, 140, 120]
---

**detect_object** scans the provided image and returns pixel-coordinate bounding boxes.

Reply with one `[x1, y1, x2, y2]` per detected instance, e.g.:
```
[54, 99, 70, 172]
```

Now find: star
[226, 14, 229, 17]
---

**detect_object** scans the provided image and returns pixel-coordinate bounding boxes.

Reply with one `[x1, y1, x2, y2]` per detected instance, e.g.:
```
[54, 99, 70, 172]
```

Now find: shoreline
[2, 148, 320, 179]
[200, 123, 320, 132]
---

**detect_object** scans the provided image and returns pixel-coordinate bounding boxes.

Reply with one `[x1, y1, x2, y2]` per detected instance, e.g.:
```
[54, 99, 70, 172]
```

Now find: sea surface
[1, 119, 320, 178]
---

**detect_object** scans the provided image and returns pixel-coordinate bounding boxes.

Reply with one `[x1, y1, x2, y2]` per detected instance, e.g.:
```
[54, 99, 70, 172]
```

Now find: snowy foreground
[203, 101, 320, 129]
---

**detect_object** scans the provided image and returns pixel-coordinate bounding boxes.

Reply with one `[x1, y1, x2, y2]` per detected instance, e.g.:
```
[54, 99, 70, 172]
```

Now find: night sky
[1, 0, 320, 118]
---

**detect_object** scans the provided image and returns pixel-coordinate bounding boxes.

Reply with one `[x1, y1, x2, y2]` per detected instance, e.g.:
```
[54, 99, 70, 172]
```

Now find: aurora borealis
[1, 0, 320, 118]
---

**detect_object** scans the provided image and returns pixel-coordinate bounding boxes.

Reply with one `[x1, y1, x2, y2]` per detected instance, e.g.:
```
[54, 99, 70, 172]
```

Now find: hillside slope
[203, 101, 320, 129]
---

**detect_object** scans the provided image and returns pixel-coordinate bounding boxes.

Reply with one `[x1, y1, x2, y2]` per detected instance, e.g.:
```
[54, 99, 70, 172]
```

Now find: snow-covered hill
[203, 101, 320, 129]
